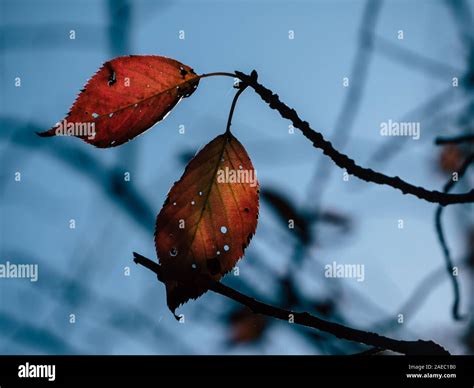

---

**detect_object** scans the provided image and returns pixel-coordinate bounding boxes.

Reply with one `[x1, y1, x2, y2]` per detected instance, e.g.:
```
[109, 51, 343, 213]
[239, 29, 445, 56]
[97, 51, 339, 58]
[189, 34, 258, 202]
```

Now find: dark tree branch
[133, 252, 450, 355]
[232, 71, 474, 206]
[435, 133, 474, 145]
[435, 153, 474, 320]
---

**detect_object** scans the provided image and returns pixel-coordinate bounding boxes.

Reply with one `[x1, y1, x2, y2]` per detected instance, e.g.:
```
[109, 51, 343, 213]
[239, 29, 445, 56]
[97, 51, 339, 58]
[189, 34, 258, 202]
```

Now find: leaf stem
[225, 84, 248, 134]
[199, 72, 237, 80]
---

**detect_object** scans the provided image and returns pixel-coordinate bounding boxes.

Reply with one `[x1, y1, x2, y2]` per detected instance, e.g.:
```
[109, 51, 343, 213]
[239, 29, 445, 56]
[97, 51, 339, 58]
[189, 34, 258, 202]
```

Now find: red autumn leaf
[154, 132, 259, 313]
[38, 55, 199, 148]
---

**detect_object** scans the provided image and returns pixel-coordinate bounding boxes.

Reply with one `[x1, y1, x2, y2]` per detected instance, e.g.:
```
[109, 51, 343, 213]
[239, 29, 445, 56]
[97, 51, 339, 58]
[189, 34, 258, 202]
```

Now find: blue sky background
[1, 0, 473, 354]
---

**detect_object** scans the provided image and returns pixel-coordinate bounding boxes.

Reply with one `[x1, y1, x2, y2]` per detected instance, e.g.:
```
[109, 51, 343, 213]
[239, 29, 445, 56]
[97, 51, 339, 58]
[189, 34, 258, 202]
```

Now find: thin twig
[232, 70, 474, 206]
[435, 153, 474, 320]
[133, 252, 450, 355]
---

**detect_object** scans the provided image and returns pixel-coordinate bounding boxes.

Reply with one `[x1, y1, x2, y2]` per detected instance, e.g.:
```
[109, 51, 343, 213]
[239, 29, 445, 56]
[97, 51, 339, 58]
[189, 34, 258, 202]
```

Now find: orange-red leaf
[38, 55, 199, 147]
[154, 132, 259, 313]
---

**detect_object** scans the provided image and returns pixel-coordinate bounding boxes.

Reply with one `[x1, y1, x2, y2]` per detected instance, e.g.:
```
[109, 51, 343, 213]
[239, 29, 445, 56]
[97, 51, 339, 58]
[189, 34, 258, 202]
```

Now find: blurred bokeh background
[1, 0, 473, 354]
